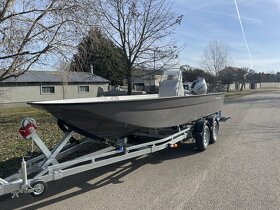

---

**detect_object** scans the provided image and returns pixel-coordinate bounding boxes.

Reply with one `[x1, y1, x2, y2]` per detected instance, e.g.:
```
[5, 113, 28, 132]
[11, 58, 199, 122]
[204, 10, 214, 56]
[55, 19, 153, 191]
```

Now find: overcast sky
[174, 0, 280, 72]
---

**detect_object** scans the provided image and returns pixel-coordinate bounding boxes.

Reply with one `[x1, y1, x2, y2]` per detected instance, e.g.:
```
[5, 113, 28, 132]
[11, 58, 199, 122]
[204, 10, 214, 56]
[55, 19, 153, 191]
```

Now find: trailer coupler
[219, 116, 230, 122]
[215, 111, 230, 122]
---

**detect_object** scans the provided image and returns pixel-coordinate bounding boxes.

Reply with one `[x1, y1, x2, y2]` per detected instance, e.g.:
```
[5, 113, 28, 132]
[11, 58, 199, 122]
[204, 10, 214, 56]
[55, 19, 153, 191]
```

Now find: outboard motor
[191, 77, 207, 95]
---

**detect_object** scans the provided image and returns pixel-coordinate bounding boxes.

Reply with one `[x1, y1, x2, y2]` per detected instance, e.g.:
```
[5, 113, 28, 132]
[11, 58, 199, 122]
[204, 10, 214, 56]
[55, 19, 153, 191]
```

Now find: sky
[173, 0, 280, 72]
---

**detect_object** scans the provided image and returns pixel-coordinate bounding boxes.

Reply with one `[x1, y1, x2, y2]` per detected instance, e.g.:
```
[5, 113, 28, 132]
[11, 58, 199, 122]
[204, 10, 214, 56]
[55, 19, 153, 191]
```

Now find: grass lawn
[224, 88, 279, 98]
[0, 107, 63, 178]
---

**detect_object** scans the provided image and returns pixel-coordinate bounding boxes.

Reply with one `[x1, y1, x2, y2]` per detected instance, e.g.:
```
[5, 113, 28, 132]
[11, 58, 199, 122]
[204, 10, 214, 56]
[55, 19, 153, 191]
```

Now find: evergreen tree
[71, 28, 126, 85]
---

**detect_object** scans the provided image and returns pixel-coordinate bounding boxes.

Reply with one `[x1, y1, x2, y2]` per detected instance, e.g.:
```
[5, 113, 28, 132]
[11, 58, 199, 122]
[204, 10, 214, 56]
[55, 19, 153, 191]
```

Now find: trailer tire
[207, 117, 219, 144]
[30, 180, 47, 197]
[193, 120, 210, 151]
[210, 120, 219, 144]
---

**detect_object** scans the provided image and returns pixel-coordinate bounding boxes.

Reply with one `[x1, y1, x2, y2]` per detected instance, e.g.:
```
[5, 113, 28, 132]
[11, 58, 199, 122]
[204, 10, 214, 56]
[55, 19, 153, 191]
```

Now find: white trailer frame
[0, 112, 228, 198]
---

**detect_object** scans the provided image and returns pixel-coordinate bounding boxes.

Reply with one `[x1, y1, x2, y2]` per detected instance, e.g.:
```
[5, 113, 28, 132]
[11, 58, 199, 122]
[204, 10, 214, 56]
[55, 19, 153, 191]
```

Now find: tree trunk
[126, 72, 132, 95]
[240, 83, 245, 91]
[227, 84, 230, 92]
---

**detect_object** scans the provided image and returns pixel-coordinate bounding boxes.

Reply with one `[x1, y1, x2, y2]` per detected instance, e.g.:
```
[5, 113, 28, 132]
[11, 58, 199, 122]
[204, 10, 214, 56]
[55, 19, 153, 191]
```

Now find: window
[41, 86, 55, 94]
[79, 85, 89, 93]
[162, 72, 179, 81]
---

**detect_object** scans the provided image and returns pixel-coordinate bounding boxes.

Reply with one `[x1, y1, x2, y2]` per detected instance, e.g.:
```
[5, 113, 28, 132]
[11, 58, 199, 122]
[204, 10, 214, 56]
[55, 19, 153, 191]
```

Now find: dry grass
[224, 88, 279, 98]
[0, 107, 63, 178]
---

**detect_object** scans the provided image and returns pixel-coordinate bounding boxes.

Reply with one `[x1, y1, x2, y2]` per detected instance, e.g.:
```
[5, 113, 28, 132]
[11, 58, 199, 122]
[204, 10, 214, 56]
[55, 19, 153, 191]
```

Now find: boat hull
[29, 93, 224, 139]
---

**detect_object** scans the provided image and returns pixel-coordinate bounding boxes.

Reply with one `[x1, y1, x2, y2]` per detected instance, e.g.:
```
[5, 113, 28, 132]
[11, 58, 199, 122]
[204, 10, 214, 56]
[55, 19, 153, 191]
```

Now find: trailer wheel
[193, 120, 210, 151]
[30, 180, 47, 197]
[210, 120, 219, 144]
[207, 117, 219, 144]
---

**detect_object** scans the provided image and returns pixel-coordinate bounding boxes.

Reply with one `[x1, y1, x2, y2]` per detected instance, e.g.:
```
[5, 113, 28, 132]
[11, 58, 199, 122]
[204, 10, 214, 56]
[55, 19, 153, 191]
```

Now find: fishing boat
[28, 70, 224, 139]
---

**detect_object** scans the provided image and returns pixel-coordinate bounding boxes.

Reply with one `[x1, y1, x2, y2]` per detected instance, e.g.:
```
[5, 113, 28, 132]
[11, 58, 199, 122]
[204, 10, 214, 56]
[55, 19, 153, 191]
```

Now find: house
[123, 69, 163, 93]
[0, 71, 109, 107]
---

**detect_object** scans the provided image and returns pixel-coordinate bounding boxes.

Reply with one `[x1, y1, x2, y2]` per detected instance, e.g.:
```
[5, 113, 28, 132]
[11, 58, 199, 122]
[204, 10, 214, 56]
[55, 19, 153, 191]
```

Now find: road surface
[1, 91, 280, 210]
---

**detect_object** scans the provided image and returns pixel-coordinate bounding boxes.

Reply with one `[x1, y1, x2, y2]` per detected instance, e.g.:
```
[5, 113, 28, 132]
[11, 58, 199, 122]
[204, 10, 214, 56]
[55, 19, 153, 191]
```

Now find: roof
[0, 71, 110, 84]
[132, 69, 163, 77]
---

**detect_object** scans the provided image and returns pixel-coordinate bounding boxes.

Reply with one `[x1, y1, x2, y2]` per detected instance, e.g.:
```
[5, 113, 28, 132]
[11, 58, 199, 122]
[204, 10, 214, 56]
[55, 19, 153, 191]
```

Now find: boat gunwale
[28, 93, 224, 106]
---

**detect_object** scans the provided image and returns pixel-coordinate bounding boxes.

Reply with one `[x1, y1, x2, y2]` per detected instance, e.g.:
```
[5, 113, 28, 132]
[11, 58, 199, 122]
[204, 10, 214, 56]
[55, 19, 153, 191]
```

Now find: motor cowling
[191, 78, 207, 95]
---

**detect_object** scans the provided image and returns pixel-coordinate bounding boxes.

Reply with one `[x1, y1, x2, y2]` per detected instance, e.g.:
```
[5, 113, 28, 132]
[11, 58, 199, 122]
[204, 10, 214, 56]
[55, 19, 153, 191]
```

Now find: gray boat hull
[28, 93, 224, 139]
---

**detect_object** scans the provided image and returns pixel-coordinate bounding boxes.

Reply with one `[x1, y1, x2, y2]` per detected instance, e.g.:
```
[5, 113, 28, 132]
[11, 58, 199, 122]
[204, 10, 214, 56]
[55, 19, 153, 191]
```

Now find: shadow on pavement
[0, 157, 22, 178]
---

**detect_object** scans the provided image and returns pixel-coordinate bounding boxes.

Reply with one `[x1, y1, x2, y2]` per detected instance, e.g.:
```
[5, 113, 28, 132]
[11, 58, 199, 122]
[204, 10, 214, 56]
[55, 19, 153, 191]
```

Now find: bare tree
[202, 40, 231, 76]
[93, 0, 182, 94]
[0, 0, 93, 81]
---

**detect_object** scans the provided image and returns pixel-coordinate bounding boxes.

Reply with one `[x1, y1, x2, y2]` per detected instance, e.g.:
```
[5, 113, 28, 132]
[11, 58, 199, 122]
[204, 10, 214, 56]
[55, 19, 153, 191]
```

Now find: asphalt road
[1, 91, 280, 210]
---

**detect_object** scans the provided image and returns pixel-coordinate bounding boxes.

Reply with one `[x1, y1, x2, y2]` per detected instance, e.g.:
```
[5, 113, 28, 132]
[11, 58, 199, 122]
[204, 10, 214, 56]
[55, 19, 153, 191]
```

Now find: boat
[28, 70, 224, 140]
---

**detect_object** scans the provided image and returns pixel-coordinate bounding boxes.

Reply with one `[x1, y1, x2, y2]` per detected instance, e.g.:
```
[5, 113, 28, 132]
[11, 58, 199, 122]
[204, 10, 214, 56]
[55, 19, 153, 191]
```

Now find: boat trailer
[0, 112, 229, 198]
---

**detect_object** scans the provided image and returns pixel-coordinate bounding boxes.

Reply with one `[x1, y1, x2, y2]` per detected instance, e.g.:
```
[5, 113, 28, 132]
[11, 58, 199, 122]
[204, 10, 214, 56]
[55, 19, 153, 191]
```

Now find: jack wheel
[30, 180, 47, 197]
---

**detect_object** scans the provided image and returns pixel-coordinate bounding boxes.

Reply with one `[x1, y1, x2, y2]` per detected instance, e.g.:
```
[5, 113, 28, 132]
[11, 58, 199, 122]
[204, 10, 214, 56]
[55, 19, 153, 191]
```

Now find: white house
[0, 71, 109, 107]
[123, 69, 163, 93]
